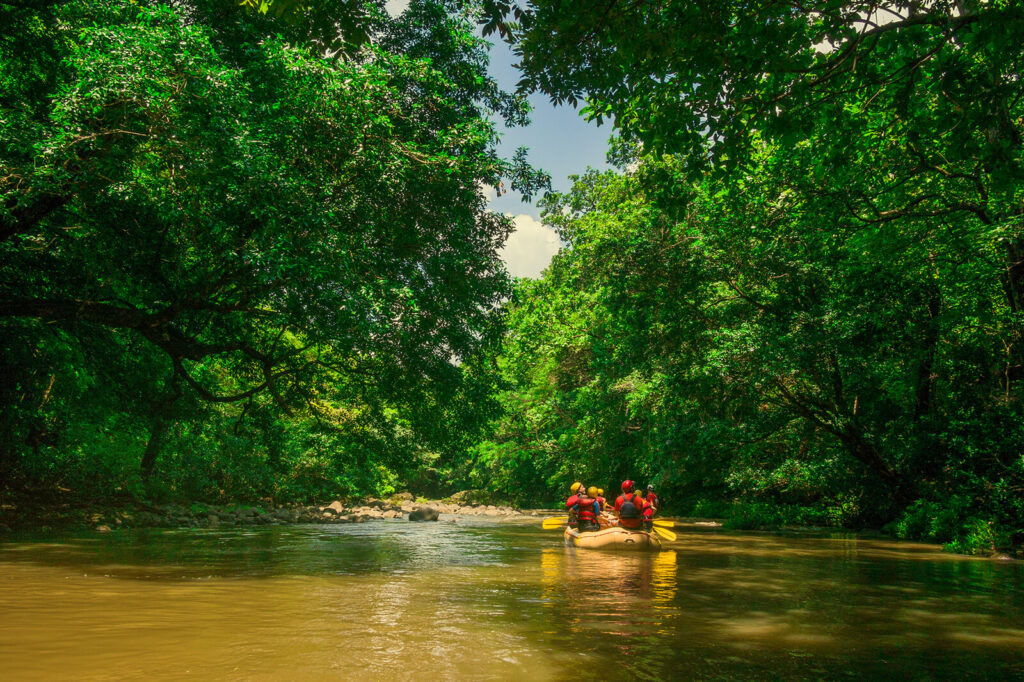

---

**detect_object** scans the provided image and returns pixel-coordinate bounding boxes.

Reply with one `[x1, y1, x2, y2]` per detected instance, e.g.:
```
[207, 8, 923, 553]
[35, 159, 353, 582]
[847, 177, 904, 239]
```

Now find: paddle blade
[542, 517, 568, 529]
[652, 519, 675, 528]
[653, 525, 677, 542]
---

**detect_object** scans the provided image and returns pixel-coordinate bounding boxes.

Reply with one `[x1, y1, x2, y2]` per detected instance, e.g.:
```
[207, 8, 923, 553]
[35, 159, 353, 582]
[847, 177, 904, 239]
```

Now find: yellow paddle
[652, 525, 677, 542]
[542, 516, 674, 530]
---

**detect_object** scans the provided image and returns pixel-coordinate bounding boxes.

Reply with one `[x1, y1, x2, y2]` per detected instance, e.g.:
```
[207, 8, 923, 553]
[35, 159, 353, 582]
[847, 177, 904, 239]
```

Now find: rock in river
[408, 506, 439, 522]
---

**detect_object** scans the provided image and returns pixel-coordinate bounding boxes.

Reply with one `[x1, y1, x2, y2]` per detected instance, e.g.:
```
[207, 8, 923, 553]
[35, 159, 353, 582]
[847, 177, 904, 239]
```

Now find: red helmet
[621, 480, 635, 493]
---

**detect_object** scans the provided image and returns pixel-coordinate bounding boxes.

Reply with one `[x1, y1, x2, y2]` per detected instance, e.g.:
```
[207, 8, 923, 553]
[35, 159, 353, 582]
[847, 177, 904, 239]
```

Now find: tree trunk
[839, 426, 913, 507]
[141, 379, 181, 479]
[914, 277, 941, 420]
[1001, 238, 1024, 387]
[140, 418, 167, 480]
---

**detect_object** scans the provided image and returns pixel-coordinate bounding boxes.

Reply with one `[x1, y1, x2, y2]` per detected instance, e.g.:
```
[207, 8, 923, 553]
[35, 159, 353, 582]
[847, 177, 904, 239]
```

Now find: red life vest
[616, 492, 645, 528]
[565, 494, 581, 509]
[646, 492, 659, 509]
[576, 496, 599, 521]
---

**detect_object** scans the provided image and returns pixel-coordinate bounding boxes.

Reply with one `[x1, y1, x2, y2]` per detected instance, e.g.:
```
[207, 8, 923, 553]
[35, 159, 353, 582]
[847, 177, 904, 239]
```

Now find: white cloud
[813, 6, 910, 53]
[477, 182, 497, 204]
[499, 214, 561, 279]
[385, 0, 409, 17]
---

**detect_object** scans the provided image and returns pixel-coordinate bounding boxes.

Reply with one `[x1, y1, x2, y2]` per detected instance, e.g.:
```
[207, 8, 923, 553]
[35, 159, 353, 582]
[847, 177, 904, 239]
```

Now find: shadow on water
[0, 519, 519, 580]
[2, 519, 1024, 680]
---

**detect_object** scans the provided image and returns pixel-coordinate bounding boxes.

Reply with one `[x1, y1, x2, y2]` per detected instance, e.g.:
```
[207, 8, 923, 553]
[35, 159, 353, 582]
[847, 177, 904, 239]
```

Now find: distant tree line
[463, 0, 1024, 553]
[4, 0, 1023, 554]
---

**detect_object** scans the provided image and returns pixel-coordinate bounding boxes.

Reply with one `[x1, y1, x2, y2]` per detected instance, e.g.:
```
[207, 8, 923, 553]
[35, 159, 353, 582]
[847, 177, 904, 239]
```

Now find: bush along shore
[0, 491, 526, 533]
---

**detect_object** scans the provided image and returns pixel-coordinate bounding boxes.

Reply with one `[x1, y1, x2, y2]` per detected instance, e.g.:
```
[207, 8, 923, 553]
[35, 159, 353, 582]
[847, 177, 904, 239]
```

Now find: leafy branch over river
[3, 0, 1024, 555]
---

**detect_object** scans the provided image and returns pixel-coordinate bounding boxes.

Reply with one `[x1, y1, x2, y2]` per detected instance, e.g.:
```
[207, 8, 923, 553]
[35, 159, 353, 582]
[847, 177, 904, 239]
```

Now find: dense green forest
[3, 0, 1023, 553]
[0, 0, 544, 500]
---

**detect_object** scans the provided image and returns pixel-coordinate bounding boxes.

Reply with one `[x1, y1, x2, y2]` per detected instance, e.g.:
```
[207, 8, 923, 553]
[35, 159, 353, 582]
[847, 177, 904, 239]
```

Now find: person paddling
[596, 488, 607, 512]
[574, 486, 602, 532]
[644, 484, 659, 512]
[614, 480, 647, 530]
[565, 482, 584, 528]
[643, 484, 659, 531]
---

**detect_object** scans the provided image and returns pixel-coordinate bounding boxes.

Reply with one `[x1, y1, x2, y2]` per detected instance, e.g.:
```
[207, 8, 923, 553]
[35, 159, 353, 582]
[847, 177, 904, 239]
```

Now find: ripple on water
[1, 520, 1023, 680]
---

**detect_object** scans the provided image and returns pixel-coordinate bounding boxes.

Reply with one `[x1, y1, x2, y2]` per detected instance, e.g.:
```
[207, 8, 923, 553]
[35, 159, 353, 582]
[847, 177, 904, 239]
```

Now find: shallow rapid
[2, 518, 1022, 680]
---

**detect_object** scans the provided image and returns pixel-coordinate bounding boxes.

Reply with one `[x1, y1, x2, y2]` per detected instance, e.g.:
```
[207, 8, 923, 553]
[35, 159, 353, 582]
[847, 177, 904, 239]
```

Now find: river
[1, 518, 1022, 680]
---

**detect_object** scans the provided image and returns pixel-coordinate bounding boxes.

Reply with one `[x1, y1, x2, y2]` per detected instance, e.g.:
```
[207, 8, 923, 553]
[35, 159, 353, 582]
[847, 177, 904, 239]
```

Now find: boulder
[327, 501, 345, 514]
[448, 490, 498, 506]
[392, 492, 414, 502]
[408, 506, 439, 522]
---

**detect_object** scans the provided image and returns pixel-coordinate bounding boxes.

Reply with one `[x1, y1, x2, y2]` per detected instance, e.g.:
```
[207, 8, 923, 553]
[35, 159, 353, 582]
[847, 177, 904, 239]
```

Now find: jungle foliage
[1, 0, 544, 501]
[3, 1, 1023, 554]
[467, 0, 1024, 553]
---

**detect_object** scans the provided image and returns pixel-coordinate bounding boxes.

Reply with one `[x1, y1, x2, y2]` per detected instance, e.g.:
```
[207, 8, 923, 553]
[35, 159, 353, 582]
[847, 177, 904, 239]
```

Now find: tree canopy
[464, 0, 1024, 552]
[4, 0, 1024, 553]
[1, 0, 545, 490]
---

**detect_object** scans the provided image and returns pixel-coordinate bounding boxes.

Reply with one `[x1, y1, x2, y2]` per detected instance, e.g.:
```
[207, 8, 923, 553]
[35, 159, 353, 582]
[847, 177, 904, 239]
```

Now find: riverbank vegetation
[3, 1, 1023, 555]
[464, 0, 1024, 555]
[1, 0, 543, 502]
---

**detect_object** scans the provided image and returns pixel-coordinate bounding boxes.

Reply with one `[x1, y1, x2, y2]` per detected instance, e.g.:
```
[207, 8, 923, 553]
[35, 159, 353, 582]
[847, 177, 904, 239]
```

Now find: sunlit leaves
[0, 0, 545, 484]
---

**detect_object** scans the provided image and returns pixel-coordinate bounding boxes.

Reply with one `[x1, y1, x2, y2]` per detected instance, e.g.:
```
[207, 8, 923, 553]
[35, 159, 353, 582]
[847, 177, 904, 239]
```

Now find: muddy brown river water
[1, 518, 1022, 680]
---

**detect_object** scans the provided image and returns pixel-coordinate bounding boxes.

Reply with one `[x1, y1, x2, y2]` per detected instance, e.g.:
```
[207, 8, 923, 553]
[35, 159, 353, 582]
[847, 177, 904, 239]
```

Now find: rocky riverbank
[0, 492, 527, 533]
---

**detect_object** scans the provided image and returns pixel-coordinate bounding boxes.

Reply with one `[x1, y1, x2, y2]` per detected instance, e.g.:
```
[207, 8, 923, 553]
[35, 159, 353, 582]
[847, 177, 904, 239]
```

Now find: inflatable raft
[563, 526, 663, 551]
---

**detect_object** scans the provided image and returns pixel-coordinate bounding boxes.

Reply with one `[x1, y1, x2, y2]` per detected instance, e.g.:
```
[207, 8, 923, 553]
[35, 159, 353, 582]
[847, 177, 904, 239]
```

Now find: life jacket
[616, 492, 646, 528]
[575, 496, 599, 521]
[565, 494, 581, 524]
[617, 492, 644, 519]
[646, 492, 659, 509]
[596, 496, 606, 511]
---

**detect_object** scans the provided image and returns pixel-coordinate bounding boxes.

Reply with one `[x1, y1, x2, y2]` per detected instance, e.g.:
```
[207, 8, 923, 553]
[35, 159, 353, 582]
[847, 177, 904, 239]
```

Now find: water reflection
[539, 548, 677, 623]
[1, 520, 1023, 680]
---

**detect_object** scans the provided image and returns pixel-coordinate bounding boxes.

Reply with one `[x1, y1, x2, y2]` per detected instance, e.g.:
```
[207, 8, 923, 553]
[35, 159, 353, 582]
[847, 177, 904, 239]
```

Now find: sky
[486, 39, 612, 278]
[386, 0, 612, 278]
